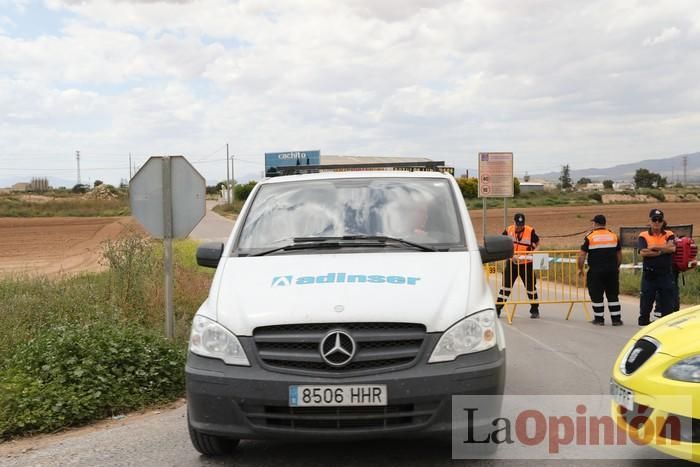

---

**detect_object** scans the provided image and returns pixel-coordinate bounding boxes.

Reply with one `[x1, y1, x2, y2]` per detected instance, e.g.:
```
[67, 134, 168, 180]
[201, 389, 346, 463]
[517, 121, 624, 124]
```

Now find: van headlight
[189, 315, 250, 366]
[429, 309, 497, 363]
[663, 355, 700, 382]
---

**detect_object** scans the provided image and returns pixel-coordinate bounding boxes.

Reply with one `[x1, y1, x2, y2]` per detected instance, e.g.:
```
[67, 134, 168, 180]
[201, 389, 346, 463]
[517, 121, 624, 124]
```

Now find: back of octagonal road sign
[130, 155, 206, 239]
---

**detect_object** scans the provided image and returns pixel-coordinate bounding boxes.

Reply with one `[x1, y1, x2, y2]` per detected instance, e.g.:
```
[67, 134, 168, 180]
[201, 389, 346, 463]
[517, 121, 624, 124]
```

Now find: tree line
[559, 164, 669, 190]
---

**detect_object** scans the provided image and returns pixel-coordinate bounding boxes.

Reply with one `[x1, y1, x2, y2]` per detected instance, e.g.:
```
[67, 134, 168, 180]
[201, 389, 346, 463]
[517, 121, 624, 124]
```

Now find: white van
[186, 170, 512, 455]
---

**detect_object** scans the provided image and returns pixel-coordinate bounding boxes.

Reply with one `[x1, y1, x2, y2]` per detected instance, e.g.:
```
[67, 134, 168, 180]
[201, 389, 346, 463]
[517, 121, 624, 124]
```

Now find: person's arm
[577, 251, 587, 276]
[638, 236, 660, 257]
[578, 236, 589, 275]
[639, 248, 660, 257]
[658, 236, 676, 254]
[645, 239, 676, 255]
[531, 230, 540, 251]
[616, 250, 622, 268]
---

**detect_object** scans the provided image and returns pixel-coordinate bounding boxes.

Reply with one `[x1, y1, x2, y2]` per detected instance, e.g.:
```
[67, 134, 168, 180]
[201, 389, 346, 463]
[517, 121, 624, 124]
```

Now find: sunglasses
[651, 217, 663, 223]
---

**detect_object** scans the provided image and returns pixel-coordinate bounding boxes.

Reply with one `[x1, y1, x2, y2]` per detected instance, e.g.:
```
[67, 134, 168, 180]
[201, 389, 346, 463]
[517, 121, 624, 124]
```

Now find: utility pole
[76, 150, 81, 186]
[231, 153, 235, 203]
[226, 143, 231, 204]
[683, 155, 688, 186]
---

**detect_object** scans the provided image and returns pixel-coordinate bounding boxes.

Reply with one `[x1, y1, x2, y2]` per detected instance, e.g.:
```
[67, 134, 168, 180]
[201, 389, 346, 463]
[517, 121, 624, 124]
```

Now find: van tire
[188, 416, 240, 456]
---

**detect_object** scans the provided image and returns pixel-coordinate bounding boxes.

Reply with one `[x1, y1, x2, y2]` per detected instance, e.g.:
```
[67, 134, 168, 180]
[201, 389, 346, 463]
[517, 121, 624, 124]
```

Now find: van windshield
[235, 177, 465, 255]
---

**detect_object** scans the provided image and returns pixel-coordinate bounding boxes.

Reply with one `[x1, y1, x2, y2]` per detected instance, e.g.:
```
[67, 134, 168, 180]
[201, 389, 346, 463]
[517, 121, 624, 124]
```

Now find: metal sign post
[162, 157, 174, 339]
[130, 155, 206, 338]
[478, 152, 514, 239]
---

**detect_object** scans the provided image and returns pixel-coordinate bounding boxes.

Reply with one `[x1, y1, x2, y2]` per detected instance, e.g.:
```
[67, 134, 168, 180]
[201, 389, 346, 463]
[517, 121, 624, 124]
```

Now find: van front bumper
[186, 343, 505, 441]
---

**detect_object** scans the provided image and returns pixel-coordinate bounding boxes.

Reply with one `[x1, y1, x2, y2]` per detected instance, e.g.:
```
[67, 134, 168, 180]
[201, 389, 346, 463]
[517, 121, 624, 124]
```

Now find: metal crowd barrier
[484, 250, 591, 324]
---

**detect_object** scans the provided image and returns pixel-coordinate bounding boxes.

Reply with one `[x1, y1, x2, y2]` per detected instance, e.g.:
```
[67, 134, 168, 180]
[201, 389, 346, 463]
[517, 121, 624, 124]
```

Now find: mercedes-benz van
[186, 170, 512, 455]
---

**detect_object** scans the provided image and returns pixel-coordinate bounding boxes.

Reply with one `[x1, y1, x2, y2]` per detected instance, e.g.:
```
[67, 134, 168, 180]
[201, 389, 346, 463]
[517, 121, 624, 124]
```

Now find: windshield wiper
[294, 235, 437, 252]
[250, 241, 342, 257]
[250, 235, 437, 257]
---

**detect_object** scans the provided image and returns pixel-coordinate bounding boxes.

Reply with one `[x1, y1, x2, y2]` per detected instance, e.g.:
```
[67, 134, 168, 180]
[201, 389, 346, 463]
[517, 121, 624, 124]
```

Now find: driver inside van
[395, 203, 431, 242]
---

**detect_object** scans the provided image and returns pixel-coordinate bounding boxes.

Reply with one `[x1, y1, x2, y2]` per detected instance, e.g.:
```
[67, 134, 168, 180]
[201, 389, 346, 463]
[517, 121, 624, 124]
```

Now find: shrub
[456, 177, 478, 199]
[0, 324, 185, 439]
[0, 273, 113, 361]
[234, 181, 257, 202]
[588, 192, 602, 203]
[639, 188, 665, 202]
[100, 231, 158, 324]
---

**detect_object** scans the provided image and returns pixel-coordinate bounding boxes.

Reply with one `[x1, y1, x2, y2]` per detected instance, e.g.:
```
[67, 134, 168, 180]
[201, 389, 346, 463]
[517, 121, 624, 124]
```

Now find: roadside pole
[482, 199, 487, 241]
[226, 143, 231, 205]
[162, 157, 174, 338]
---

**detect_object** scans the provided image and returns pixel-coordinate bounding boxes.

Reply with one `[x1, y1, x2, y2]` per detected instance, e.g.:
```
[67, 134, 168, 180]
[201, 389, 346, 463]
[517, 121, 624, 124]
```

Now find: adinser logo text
[271, 273, 421, 287]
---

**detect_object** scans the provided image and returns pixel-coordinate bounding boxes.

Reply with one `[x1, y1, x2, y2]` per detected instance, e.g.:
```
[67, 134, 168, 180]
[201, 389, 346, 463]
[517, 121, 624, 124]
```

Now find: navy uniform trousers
[641, 268, 675, 321]
[586, 269, 621, 322]
[496, 260, 539, 313]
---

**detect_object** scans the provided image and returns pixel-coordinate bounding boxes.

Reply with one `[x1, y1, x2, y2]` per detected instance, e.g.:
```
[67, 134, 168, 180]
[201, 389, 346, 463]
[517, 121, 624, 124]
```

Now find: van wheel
[188, 416, 240, 456]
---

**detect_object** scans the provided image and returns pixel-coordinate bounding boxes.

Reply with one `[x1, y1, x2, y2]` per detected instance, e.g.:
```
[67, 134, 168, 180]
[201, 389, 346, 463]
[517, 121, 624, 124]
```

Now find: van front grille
[253, 323, 426, 376]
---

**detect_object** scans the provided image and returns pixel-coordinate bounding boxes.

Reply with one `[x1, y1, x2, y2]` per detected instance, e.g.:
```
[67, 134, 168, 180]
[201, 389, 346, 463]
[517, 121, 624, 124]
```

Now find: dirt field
[1, 202, 699, 276]
[471, 202, 700, 248]
[0, 217, 142, 276]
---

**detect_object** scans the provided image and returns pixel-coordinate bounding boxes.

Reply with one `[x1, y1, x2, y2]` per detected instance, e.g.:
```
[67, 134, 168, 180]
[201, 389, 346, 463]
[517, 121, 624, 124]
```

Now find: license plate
[289, 385, 387, 407]
[610, 380, 635, 411]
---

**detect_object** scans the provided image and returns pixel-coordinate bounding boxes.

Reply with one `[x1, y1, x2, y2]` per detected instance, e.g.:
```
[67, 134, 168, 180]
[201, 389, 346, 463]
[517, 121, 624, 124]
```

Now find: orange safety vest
[506, 224, 535, 263]
[585, 228, 618, 250]
[639, 229, 674, 249]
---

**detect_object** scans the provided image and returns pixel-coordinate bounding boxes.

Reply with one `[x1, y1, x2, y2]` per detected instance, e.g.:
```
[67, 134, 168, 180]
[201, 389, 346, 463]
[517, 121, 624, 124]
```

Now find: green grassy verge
[0, 193, 130, 217]
[463, 187, 700, 210]
[0, 235, 212, 439]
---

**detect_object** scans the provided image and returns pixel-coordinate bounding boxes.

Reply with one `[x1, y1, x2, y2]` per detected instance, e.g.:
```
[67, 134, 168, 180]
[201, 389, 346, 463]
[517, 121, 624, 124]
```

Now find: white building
[519, 182, 545, 193]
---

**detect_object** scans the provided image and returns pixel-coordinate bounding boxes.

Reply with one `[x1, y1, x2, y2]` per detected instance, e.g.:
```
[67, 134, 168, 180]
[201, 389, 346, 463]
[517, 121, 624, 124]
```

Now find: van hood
[211, 251, 492, 335]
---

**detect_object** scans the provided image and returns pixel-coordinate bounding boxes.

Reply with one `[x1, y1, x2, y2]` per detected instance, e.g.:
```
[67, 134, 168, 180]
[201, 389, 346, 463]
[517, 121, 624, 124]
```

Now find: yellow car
[611, 306, 700, 462]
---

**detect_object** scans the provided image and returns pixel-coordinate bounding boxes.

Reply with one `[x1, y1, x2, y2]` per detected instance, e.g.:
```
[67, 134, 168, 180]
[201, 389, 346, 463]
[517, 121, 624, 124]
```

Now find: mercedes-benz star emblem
[319, 330, 356, 367]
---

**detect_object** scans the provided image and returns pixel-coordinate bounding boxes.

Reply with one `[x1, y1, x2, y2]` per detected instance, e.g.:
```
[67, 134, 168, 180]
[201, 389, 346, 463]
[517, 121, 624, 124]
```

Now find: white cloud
[643, 26, 681, 46]
[0, 0, 699, 184]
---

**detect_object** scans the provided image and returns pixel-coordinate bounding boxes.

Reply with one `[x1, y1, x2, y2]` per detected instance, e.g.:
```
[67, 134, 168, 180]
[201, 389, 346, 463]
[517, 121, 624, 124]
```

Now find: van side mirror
[196, 242, 224, 268]
[479, 235, 514, 263]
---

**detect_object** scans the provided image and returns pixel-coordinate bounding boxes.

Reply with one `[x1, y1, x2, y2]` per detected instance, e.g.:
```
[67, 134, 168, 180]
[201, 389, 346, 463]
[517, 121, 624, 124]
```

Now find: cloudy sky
[1, 0, 699, 186]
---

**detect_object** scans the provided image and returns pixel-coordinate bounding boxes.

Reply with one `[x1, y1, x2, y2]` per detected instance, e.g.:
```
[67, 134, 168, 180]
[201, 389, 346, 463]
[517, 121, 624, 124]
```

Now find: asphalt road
[0, 205, 693, 466]
[187, 200, 236, 244]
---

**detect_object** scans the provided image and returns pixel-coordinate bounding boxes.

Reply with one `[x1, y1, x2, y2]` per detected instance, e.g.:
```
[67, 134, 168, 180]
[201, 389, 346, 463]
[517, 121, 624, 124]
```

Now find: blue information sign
[265, 150, 321, 174]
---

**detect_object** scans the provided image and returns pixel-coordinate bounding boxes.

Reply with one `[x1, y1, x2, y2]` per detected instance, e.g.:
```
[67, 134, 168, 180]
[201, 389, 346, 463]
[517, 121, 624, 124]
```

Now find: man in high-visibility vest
[638, 208, 676, 326]
[577, 214, 623, 326]
[496, 213, 541, 318]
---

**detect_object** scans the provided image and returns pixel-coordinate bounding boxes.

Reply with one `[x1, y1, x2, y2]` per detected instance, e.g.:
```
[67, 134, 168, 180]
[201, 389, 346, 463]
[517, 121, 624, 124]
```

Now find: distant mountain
[532, 152, 700, 183]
